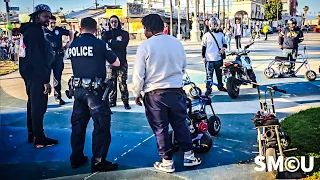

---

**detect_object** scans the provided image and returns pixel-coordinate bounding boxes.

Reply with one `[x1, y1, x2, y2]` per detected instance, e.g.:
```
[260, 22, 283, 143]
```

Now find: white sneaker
[184, 151, 202, 167]
[154, 159, 175, 173]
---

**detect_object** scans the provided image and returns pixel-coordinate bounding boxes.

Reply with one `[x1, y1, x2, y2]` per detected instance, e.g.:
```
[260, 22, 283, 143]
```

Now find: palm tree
[211, 0, 214, 17]
[303, 6, 309, 25]
[186, 0, 190, 38]
[170, 0, 173, 36]
[203, 0, 206, 19]
[217, 0, 220, 19]
[222, 0, 225, 27]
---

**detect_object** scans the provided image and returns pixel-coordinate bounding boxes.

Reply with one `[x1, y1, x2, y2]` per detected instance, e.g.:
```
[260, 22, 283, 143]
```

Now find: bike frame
[183, 73, 198, 90]
[267, 47, 312, 74]
[191, 97, 216, 117]
[255, 84, 284, 157]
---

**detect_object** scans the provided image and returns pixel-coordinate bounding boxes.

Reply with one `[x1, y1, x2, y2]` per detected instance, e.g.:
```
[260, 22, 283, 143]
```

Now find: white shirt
[201, 31, 226, 61]
[132, 34, 187, 97]
[235, 24, 242, 36]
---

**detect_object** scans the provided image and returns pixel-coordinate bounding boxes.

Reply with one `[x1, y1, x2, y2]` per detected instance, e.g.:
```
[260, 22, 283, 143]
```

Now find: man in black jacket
[19, 4, 58, 148]
[279, 17, 304, 76]
[102, 15, 131, 110]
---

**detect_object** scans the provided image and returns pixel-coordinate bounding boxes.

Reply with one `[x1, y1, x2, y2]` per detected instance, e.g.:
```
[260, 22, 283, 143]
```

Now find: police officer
[44, 16, 74, 105]
[66, 17, 120, 172]
[19, 4, 58, 148]
[279, 18, 304, 75]
[102, 15, 131, 110]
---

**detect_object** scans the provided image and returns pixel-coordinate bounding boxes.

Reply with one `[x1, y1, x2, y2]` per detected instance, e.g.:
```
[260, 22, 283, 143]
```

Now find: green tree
[264, 0, 283, 22]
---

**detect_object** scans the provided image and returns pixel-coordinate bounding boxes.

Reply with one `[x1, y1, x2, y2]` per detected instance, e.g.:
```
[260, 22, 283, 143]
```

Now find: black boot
[55, 98, 66, 105]
[34, 137, 58, 148]
[28, 132, 34, 143]
[91, 160, 118, 173]
[71, 156, 88, 169]
[124, 103, 131, 110]
[218, 87, 227, 92]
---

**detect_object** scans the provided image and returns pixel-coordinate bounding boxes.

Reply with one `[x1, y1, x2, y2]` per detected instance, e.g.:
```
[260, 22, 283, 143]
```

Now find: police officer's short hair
[50, 16, 56, 20]
[81, 17, 97, 31]
[142, 14, 164, 33]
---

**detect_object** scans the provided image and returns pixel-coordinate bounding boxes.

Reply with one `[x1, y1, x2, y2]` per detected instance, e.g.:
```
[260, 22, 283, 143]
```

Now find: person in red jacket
[163, 23, 169, 35]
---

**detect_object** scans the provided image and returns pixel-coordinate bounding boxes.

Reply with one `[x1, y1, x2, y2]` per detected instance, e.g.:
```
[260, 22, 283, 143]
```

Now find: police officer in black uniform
[44, 16, 74, 105]
[66, 17, 120, 172]
[279, 17, 304, 75]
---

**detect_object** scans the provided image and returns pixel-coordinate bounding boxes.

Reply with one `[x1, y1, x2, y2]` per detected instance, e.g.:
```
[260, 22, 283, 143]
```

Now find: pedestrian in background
[263, 23, 270, 40]
[132, 14, 201, 173]
[224, 23, 233, 52]
[163, 23, 169, 35]
[234, 18, 243, 52]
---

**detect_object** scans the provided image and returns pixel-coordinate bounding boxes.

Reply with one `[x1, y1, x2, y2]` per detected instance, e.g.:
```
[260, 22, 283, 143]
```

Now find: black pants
[24, 78, 48, 139]
[235, 35, 242, 49]
[52, 54, 64, 99]
[265, 33, 268, 40]
[70, 88, 112, 166]
[143, 89, 193, 160]
[206, 60, 224, 89]
[107, 65, 129, 104]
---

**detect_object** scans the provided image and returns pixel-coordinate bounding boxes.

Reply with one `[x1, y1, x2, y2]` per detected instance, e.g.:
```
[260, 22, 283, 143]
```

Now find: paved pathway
[0, 33, 319, 180]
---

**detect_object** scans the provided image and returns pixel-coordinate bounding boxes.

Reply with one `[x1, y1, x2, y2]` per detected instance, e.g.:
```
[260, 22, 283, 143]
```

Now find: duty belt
[65, 76, 113, 101]
[73, 77, 105, 89]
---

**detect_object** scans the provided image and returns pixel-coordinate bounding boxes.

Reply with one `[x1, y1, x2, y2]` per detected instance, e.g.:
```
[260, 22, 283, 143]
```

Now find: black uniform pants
[52, 54, 64, 99]
[107, 65, 129, 104]
[143, 89, 193, 160]
[24, 78, 48, 139]
[70, 88, 112, 166]
[235, 35, 242, 49]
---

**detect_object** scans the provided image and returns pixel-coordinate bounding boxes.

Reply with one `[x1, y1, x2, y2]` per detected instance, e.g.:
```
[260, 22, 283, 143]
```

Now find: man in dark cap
[19, 4, 58, 148]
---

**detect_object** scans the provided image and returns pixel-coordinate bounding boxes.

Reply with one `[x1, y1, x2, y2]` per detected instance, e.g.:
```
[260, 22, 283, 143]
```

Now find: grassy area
[281, 107, 320, 179]
[0, 60, 18, 75]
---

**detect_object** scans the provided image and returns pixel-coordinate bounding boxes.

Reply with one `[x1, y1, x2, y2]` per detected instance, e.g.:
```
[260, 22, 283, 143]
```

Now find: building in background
[231, 0, 266, 36]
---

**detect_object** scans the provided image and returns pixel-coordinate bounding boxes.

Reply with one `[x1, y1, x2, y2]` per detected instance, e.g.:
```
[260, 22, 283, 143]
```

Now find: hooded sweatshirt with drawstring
[102, 15, 129, 70]
[19, 22, 53, 84]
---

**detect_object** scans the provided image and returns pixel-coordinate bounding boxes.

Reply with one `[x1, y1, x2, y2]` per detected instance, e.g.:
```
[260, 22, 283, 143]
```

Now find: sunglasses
[110, 20, 118, 24]
[50, 22, 56, 24]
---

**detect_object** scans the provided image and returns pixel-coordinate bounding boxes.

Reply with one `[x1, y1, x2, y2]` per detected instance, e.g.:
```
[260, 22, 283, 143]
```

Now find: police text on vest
[67, 46, 94, 58]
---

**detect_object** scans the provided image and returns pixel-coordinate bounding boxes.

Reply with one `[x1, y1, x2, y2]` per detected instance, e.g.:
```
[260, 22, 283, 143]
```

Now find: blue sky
[1, 0, 319, 18]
